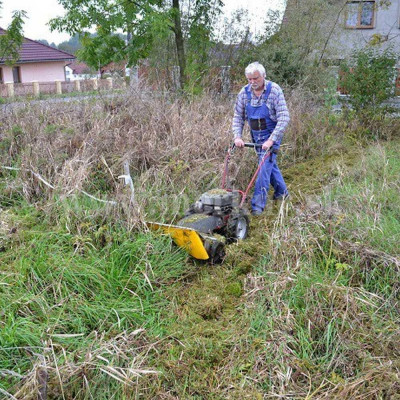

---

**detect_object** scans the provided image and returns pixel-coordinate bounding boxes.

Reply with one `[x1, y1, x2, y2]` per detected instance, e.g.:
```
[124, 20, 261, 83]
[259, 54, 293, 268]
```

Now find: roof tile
[0, 27, 75, 64]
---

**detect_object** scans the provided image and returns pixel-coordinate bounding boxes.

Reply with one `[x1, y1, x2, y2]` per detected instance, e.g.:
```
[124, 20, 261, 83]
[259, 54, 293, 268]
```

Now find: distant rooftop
[0, 27, 75, 64]
[67, 61, 92, 75]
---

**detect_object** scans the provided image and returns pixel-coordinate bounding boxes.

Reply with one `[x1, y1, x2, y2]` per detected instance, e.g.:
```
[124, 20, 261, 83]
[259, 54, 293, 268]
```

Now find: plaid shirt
[232, 81, 290, 143]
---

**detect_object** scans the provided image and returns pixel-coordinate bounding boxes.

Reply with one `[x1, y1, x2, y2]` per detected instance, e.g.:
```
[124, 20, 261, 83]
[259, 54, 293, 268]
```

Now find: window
[12, 66, 21, 83]
[346, 1, 375, 28]
[0, 68, 3, 84]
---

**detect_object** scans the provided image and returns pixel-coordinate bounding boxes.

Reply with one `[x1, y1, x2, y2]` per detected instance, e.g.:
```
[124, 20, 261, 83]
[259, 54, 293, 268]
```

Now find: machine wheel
[203, 237, 226, 264]
[209, 242, 226, 264]
[227, 215, 249, 241]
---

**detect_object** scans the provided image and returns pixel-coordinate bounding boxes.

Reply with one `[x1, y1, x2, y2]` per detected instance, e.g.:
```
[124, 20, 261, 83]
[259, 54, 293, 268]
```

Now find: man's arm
[232, 90, 246, 139]
[269, 85, 290, 144]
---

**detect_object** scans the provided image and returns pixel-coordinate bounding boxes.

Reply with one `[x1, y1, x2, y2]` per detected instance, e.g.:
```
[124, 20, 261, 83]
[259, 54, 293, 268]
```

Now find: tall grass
[322, 144, 400, 256]
[0, 197, 192, 398]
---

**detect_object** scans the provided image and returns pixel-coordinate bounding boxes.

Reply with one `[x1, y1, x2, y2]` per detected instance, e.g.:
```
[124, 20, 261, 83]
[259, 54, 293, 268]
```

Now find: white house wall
[1, 61, 67, 83]
[330, 0, 400, 59]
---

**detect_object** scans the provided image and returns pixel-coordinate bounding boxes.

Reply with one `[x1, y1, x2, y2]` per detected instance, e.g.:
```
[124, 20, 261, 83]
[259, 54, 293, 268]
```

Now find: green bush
[340, 47, 397, 114]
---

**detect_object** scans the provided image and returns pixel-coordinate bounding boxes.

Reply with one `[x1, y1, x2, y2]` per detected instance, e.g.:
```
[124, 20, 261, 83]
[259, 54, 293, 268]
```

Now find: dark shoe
[251, 210, 262, 216]
[273, 192, 290, 201]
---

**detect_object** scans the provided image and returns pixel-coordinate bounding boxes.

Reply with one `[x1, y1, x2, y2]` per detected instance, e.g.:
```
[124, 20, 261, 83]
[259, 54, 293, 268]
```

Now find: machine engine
[193, 189, 240, 217]
[177, 189, 248, 246]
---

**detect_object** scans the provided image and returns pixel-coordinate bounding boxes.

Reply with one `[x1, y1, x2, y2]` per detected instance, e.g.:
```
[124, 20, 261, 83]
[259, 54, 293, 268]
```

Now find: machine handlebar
[231, 142, 262, 150]
[231, 142, 277, 152]
[243, 142, 262, 148]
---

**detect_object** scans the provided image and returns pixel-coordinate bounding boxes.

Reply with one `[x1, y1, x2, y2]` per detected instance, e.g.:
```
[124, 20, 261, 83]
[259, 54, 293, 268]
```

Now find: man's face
[246, 72, 264, 91]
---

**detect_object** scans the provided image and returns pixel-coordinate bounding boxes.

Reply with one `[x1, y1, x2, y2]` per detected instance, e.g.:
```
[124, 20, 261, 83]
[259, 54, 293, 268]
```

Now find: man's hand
[262, 139, 274, 151]
[234, 137, 245, 148]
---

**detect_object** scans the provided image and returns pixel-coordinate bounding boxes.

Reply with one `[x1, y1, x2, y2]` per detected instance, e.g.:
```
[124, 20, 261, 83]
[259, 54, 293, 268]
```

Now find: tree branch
[318, 1, 347, 64]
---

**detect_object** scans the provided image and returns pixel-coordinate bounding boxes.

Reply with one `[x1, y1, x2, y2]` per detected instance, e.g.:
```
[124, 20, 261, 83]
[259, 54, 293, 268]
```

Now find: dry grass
[12, 330, 157, 400]
[1, 86, 358, 227]
[1, 89, 237, 224]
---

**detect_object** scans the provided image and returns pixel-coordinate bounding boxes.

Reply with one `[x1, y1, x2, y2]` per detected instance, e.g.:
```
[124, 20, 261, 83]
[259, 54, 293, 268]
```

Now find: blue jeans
[251, 153, 288, 212]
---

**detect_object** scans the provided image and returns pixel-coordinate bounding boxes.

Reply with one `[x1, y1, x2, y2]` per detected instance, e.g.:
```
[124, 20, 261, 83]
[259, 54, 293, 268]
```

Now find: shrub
[340, 47, 397, 114]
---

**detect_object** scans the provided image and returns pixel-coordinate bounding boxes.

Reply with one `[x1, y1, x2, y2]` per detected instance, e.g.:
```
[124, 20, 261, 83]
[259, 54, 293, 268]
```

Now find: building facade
[337, 0, 400, 57]
[283, 0, 400, 60]
[0, 28, 75, 84]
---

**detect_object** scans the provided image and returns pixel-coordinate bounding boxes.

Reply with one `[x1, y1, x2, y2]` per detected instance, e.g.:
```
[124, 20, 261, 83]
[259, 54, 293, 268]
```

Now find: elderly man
[232, 61, 290, 216]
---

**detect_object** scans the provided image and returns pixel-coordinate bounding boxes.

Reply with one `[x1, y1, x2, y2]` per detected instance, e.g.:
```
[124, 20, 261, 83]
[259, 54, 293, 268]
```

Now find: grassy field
[1, 90, 400, 399]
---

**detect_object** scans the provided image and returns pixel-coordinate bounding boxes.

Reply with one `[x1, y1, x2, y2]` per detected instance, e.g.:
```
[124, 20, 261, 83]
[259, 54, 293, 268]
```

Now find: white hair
[245, 62, 266, 77]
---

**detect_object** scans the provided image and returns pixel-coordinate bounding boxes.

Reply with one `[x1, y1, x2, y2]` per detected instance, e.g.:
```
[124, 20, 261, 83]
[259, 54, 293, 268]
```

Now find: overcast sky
[0, 0, 285, 44]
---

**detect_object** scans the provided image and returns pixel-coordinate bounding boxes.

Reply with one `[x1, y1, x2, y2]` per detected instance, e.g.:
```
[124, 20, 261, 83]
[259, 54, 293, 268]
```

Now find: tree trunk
[172, 0, 186, 89]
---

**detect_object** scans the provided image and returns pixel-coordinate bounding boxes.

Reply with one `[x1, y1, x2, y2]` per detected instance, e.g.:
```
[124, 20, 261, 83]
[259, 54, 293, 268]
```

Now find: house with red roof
[100, 60, 127, 77]
[65, 61, 99, 81]
[0, 27, 75, 84]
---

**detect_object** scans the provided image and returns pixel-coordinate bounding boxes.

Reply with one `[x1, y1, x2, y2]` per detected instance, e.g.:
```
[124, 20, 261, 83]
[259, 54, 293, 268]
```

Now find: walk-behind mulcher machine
[149, 143, 272, 263]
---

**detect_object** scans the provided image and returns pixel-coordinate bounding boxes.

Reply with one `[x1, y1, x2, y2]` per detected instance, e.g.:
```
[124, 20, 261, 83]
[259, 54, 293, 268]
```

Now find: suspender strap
[245, 84, 252, 102]
[264, 82, 272, 101]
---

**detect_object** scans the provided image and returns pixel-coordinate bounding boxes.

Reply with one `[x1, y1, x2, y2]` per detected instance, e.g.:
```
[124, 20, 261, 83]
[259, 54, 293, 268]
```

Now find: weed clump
[196, 294, 223, 320]
[225, 281, 242, 297]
